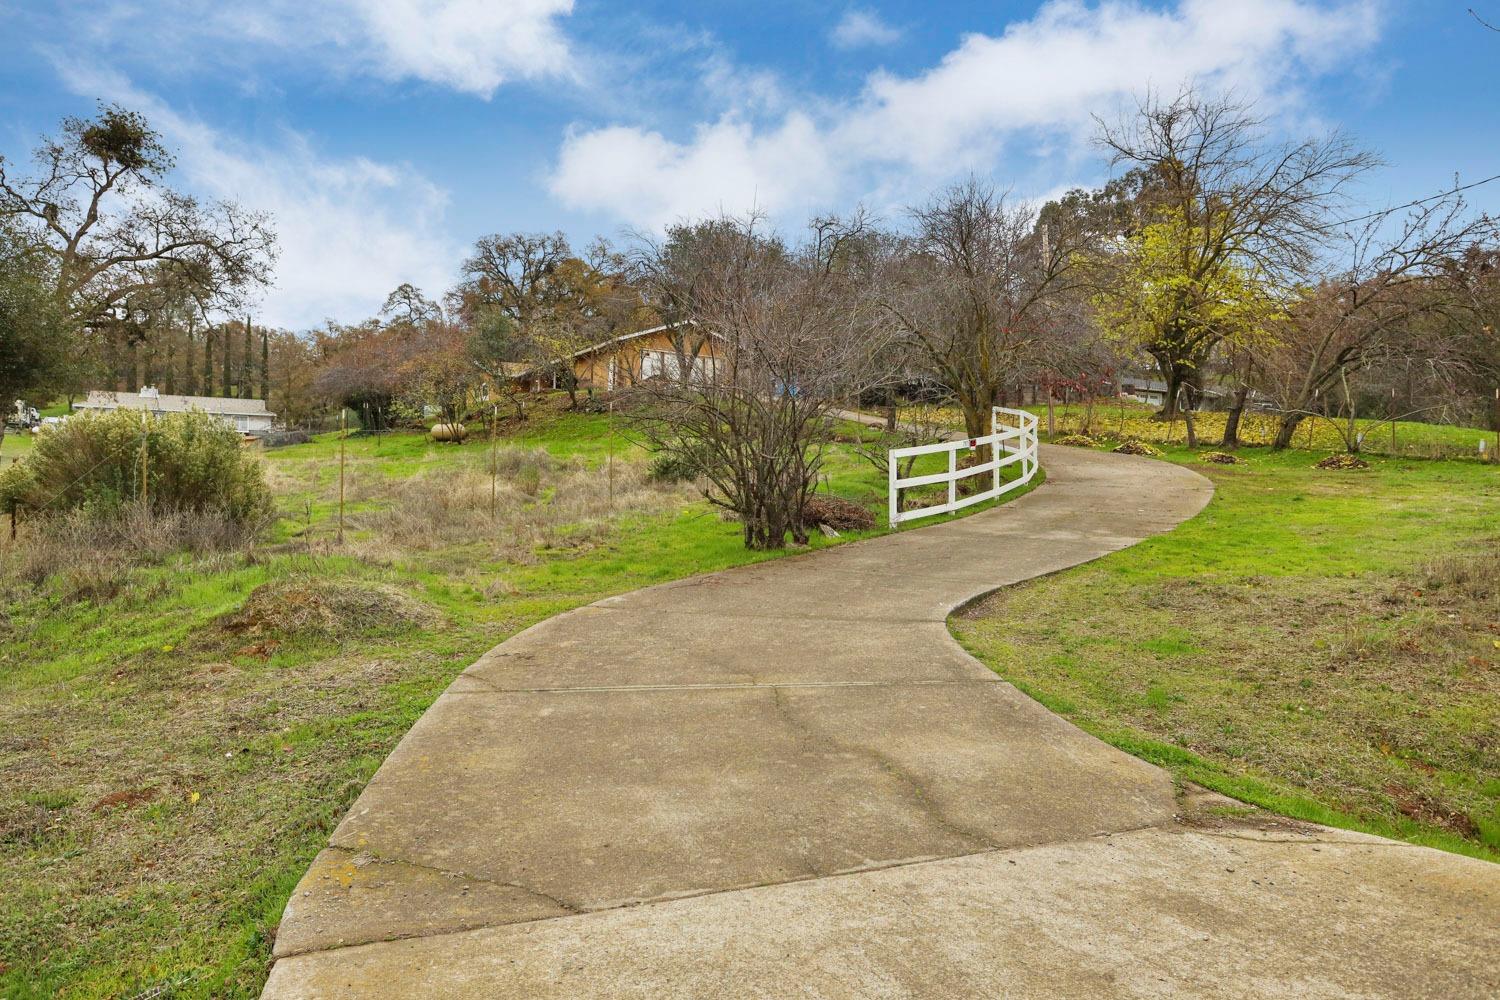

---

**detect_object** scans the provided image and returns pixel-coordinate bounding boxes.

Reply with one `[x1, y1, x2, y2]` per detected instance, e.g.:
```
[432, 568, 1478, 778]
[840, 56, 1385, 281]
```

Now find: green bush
[0, 409, 273, 525]
[647, 451, 702, 484]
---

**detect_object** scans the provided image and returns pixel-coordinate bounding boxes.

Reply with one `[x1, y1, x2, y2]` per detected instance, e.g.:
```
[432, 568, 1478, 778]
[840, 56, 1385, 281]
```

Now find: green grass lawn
[897, 398, 1499, 460]
[0, 431, 33, 462]
[953, 442, 1500, 860]
[0, 400, 1028, 999]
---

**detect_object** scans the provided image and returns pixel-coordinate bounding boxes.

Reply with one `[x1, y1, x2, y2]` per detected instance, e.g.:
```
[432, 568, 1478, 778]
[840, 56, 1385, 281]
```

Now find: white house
[72, 387, 277, 435]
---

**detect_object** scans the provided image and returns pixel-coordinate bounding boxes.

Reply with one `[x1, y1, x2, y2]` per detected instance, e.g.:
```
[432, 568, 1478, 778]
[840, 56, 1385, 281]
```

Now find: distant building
[514, 322, 721, 392]
[72, 387, 277, 435]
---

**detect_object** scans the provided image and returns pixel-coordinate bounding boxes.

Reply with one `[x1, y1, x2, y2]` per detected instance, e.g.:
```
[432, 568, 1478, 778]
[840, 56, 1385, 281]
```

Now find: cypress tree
[260, 328, 270, 401]
[222, 323, 233, 397]
[202, 324, 214, 396]
[241, 317, 253, 398]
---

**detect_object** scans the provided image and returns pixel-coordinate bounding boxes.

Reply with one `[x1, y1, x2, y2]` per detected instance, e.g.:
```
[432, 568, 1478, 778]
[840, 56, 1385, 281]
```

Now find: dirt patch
[91, 788, 159, 812]
[222, 576, 437, 640]
[1383, 783, 1480, 837]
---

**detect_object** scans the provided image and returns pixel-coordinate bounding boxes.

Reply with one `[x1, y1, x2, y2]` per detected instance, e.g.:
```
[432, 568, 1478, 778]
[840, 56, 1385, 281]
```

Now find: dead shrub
[801, 495, 876, 532]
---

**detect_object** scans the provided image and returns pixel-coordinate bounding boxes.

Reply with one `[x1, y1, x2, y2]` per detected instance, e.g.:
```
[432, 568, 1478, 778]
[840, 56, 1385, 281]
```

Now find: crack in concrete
[450, 677, 1004, 695]
[278, 818, 1189, 963]
[767, 684, 999, 854]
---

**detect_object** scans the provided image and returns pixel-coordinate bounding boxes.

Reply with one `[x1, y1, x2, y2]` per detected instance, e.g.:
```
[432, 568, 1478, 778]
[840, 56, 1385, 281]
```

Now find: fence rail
[887, 407, 1039, 527]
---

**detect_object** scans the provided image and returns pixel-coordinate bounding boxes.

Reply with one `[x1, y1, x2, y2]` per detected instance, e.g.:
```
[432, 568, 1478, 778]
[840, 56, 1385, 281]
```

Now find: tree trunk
[959, 394, 987, 440]
[1183, 404, 1198, 449]
[1153, 356, 1182, 420]
[1221, 385, 1249, 449]
[1271, 411, 1303, 450]
[126, 340, 140, 392]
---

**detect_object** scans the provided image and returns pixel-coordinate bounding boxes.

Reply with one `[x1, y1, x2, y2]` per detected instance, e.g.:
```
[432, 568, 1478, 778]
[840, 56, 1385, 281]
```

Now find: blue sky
[2, 1, 1496, 329]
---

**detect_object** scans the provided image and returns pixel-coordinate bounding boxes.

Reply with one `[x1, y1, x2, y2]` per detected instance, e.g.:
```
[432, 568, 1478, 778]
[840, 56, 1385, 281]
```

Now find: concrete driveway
[262, 444, 1498, 998]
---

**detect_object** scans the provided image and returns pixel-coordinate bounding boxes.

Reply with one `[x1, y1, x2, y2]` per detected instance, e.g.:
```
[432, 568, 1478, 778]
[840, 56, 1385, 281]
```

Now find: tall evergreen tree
[222, 322, 233, 397]
[202, 322, 214, 396]
[260, 328, 270, 401]
[241, 316, 253, 398]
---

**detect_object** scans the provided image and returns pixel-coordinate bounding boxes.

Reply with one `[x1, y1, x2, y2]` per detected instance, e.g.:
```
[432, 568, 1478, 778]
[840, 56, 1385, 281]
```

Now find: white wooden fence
[887, 407, 1039, 527]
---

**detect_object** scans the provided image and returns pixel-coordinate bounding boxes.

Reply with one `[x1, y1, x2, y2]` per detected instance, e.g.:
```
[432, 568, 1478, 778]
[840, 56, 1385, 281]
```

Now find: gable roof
[73, 390, 276, 418]
[562, 320, 707, 363]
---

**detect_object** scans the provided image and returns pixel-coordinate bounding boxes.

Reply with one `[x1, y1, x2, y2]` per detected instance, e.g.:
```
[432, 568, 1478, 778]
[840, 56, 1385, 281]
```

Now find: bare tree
[625, 214, 889, 550]
[882, 178, 1087, 439]
[1253, 192, 1497, 449]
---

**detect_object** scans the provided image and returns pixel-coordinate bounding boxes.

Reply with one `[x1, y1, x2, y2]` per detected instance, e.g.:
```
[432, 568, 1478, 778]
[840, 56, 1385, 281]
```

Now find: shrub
[647, 451, 701, 484]
[1112, 439, 1162, 457]
[801, 495, 876, 532]
[0, 409, 273, 525]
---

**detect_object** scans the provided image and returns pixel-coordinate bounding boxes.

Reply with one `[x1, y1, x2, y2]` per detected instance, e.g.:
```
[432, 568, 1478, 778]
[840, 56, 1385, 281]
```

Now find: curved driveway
[264, 444, 1498, 998]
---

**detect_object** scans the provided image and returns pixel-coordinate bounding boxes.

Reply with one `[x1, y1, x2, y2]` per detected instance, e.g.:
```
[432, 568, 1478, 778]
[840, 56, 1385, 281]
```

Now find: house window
[642, 349, 717, 383]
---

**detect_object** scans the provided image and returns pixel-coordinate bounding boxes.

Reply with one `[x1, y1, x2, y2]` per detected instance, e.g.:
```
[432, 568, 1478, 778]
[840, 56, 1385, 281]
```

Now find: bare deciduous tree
[625, 214, 889, 550]
[882, 178, 1087, 439]
[1253, 193, 1497, 449]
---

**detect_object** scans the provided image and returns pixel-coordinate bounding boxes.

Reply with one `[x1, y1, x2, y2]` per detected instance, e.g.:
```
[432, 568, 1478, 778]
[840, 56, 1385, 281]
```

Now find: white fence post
[888, 454, 899, 528]
[886, 407, 1041, 527]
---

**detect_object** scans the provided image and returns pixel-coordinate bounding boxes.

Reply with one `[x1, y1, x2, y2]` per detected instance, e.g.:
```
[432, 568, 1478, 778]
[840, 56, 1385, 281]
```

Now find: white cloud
[337, 0, 576, 96]
[550, 115, 838, 231]
[831, 9, 902, 49]
[551, 0, 1382, 226]
[55, 67, 459, 329]
[52, 0, 578, 98]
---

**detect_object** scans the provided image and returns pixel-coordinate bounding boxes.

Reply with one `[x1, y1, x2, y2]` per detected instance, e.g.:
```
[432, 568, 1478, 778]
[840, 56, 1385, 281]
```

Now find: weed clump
[647, 451, 700, 483]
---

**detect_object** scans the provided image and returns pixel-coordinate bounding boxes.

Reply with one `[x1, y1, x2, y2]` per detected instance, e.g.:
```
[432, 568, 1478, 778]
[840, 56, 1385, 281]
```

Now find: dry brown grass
[1, 502, 265, 601]
[348, 447, 689, 563]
